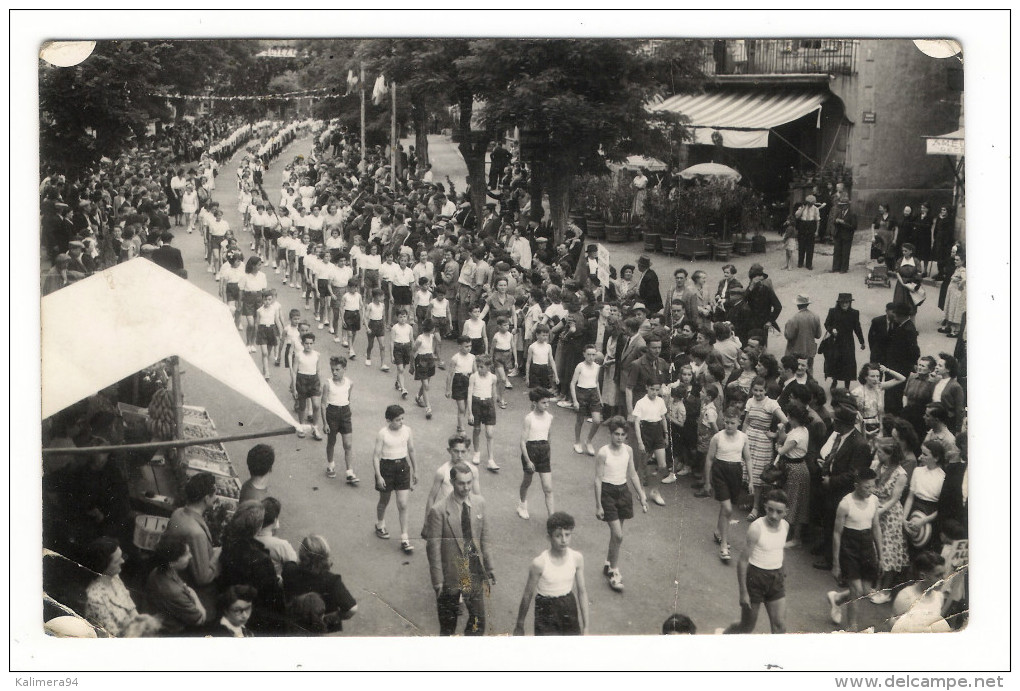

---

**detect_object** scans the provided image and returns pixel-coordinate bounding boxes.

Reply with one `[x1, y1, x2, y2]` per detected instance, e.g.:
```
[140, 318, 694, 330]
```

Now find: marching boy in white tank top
[513, 512, 590, 636]
[518, 388, 556, 521]
[722, 488, 790, 634]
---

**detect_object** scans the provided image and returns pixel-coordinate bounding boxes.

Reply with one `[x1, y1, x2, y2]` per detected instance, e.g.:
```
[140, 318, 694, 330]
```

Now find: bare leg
[607, 519, 624, 570]
[538, 472, 554, 516]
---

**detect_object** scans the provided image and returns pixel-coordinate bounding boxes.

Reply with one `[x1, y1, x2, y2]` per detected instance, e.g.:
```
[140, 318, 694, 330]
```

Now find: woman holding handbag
[822, 293, 865, 393]
[850, 363, 906, 439]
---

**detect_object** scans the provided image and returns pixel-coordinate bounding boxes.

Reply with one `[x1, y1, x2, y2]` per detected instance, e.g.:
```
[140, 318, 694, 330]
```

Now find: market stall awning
[41, 259, 299, 428]
[649, 87, 829, 148]
[924, 127, 964, 156]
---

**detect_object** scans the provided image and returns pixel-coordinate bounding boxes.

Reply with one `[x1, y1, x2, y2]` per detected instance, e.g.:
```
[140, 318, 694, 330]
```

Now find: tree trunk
[411, 103, 429, 168]
[546, 173, 571, 245]
[528, 162, 545, 225]
[454, 91, 489, 223]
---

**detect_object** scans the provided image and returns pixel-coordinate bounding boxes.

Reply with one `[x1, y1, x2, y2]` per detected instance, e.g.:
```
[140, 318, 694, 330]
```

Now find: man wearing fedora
[868, 302, 920, 415]
[830, 195, 857, 274]
[796, 194, 821, 269]
[635, 255, 663, 315]
[812, 406, 872, 570]
[574, 243, 601, 286]
[783, 294, 822, 376]
[745, 264, 782, 347]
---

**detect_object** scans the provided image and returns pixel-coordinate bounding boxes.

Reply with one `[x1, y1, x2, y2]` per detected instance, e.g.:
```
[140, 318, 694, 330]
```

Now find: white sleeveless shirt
[536, 548, 581, 597]
[602, 443, 630, 485]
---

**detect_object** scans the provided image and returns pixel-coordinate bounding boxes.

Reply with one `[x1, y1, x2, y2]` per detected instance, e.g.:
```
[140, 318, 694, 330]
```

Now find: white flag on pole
[372, 74, 388, 105]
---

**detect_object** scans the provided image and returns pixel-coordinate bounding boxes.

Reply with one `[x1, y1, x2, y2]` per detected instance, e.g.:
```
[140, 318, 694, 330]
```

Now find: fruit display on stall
[214, 475, 241, 500]
[147, 386, 176, 440]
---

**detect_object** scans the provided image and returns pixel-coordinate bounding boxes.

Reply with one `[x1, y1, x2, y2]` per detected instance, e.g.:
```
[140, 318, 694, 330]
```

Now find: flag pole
[360, 63, 367, 173]
[391, 80, 398, 186]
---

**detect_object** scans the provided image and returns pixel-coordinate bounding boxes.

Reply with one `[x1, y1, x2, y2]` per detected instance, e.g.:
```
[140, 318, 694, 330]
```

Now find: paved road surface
[166, 132, 950, 636]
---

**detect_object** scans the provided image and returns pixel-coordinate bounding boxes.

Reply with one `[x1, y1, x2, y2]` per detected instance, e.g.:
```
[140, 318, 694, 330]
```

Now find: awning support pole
[41, 426, 297, 456]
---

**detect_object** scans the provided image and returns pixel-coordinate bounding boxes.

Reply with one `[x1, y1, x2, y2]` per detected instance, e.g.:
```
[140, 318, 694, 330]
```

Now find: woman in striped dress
[742, 377, 788, 522]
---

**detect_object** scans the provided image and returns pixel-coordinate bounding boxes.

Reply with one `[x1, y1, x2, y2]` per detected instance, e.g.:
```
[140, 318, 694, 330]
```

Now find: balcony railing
[701, 39, 858, 77]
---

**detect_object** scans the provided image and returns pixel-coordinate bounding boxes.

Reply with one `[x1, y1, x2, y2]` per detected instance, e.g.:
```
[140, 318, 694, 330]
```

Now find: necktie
[461, 501, 477, 559]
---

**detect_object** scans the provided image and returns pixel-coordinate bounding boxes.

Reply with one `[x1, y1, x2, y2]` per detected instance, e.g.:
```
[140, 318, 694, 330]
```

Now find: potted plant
[641, 184, 674, 253]
[674, 185, 712, 260]
[602, 170, 635, 243]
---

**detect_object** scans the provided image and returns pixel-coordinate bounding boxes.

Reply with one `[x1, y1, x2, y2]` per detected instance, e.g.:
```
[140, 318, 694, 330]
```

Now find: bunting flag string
[147, 86, 347, 102]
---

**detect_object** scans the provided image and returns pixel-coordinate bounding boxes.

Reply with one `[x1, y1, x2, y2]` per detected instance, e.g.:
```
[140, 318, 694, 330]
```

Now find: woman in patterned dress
[850, 363, 906, 440]
[870, 437, 910, 604]
[742, 378, 788, 521]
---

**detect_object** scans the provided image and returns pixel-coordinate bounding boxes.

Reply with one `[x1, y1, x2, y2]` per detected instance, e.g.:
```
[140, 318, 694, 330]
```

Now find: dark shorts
[368, 319, 385, 338]
[492, 348, 514, 373]
[277, 247, 287, 261]
[433, 316, 450, 338]
[325, 404, 353, 436]
[241, 291, 261, 317]
[575, 387, 601, 416]
[839, 528, 879, 582]
[711, 460, 744, 502]
[470, 337, 486, 356]
[256, 324, 278, 346]
[600, 482, 634, 522]
[471, 397, 496, 427]
[414, 353, 436, 380]
[225, 283, 240, 302]
[377, 457, 410, 492]
[639, 420, 666, 451]
[363, 269, 380, 290]
[342, 310, 361, 332]
[746, 564, 786, 604]
[392, 285, 412, 306]
[451, 373, 470, 401]
[534, 593, 580, 636]
[521, 440, 551, 474]
[295, 373, 321, 399]
[393, 342, 412, 366]
[529, 362, 553, 388]
[317, 279, 331, 298]
[415, 305, 430, 325]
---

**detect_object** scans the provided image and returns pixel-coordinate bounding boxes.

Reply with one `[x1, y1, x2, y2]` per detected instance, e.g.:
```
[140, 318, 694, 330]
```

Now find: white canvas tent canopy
[41, 259, 299, 431]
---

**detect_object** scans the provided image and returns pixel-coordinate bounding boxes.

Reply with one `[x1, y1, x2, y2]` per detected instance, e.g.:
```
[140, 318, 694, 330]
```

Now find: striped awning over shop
[649, 88, 828, 148]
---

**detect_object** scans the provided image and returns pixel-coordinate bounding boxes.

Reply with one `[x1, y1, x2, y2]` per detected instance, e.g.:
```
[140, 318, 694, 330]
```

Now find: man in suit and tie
[812, 406, 872, 570]
[615, 316, 647, 412]
[426, 463, 495, 635]
[868, 302, 920, 414]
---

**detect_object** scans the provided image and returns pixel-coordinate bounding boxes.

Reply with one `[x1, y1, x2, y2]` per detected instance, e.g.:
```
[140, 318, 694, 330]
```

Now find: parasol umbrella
[679, 162, 742, 182]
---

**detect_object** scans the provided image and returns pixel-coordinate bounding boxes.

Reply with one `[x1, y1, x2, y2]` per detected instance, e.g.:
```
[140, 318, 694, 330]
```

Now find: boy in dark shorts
[320, 356, 359, 484]
[339, 278, 363, 359]
[364, 288, 388, 370]
[594, 416, 648, 593]
[526, 323, 557, 391]
[468, 355, 500, 473]
[513, 512, 590, 636]
[290, 332, 323, 440]
[705, 405, 751, 563]
[722, 489, 790, 634]
[490, 317, 516, 408]
[518, 388, 556, 521]
[570, 344, 603, 456]
[390, 309, 414, 399]
[412, 319, 439, 420]
[446, 335, 476, 435]
[630, 378, 670, 508]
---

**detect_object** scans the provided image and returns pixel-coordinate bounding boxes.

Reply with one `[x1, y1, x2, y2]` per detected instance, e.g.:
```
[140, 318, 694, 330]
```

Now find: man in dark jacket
[152, 232, 185, 276]
[745, 263, 782, 347]
[635, 255, 663, 314]
[868, 302, 919, 414]
[813, 406, 872, 569]
[830, 195, 857, 273]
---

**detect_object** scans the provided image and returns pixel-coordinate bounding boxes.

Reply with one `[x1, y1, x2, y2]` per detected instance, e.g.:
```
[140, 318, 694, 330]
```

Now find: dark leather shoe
[812, 559, 832, 570]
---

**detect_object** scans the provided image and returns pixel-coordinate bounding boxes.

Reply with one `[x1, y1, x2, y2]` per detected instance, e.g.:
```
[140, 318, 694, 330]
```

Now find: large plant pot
[676, 235, 711, 260]
[751, 233, 767, 253]
[733, 237, 753, 256]
[570, 213, 588, 233]
[711, 239, 734, 261]
[642, 231, 661, 253]
[659, 234, 678, 256]
[586, 219, 605, 240]
[605, 223, 629, 243]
